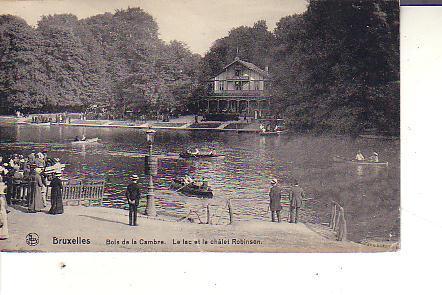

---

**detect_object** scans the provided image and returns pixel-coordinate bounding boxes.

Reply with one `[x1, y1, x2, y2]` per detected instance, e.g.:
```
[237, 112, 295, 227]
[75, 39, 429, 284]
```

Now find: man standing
[289, 180, 305, 224]
[125, 175, 141, 226]
[269, 178, 282, 223]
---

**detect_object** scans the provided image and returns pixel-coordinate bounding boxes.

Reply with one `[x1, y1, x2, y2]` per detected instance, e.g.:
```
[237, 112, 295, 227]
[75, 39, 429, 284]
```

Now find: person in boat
[269, 178, 282, 223]
[355, 150, 365, 161]
[74, 136, 80, 142]
[183, 175, 194, 185]
[260, 124, 266, 132]
[369, 152, 379, 163]
[186, 148, 200, 156]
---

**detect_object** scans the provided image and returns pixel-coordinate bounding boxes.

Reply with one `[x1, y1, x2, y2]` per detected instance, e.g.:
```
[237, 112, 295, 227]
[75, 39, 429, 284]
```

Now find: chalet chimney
[265, 66, 269, 72]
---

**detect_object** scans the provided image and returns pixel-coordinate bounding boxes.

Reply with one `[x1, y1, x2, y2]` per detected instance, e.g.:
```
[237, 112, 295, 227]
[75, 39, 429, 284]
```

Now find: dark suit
[289, 186, 305, 223]
[269, 185, 282, 222]
[126, 182, 141, 226]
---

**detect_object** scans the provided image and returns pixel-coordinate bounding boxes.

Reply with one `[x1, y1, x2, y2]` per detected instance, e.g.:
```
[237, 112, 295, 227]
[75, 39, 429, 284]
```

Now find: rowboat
[44, 163, 66, 174]
[359, 134, 399, 140]
[258, 130, 286, 136]
[170, 179, 214, 198]
[332, 156, 389, 166]
[71, 138, 99, 144]
[32, 122, 51, 126]
[179, 151, 224, 159]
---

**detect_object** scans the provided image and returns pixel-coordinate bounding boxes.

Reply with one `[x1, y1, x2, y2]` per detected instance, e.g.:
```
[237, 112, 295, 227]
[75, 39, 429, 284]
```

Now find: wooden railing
[330, 201, 347, 241]
[9, 180, 105, 206]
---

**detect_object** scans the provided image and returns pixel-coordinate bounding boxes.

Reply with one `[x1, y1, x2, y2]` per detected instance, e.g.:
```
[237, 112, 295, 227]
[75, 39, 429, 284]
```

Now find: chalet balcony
[208, 90, 270, 97]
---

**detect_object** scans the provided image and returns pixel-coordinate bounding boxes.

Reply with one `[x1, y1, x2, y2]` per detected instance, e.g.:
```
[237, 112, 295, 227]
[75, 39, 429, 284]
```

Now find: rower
[355, 150, 365, 161]
[183, 175, 193, 185]
[369, 152, 379, 163]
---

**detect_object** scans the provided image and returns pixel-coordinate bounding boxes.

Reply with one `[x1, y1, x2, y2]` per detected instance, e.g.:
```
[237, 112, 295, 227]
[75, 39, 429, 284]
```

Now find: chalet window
[235, 69, 241, 77]
[255, 81, 260, 90]
[235, 81, 242, 90]
[219, 81, 224, 91]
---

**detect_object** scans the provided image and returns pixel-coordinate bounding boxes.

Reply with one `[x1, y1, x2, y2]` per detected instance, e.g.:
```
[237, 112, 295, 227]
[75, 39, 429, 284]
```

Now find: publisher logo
[26, 233, 39, 246]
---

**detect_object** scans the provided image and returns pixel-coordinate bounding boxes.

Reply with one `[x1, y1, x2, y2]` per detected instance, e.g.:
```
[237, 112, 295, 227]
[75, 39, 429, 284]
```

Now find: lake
[0, 123, 400, 242]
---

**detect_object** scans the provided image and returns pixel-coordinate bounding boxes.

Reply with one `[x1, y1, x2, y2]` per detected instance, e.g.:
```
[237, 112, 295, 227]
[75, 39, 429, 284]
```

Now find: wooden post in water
[228, 199, 234, 225]
[206, 204, 211, 224]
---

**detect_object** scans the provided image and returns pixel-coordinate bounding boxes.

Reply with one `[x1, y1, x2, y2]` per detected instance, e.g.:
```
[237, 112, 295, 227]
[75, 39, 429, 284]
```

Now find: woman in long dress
[28, 167, 44, 213]
[0, 176, 9, 239]
[48, 172, 63, 215]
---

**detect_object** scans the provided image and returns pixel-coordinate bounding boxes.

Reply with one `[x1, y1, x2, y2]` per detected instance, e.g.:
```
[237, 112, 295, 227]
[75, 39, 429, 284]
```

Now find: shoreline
[0, 205, 393, 252]
[0, 116, 400, 138]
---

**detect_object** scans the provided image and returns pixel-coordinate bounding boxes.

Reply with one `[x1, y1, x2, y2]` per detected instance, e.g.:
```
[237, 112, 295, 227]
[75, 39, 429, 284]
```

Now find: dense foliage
[0, 1, 399, 134]
[0, 8, 200, 116]
[200, 0, 399, 135]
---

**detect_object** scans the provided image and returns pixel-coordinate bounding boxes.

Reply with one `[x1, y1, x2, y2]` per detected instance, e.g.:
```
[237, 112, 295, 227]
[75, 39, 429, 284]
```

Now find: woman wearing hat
[28, 164, 45, 213]
[48, 172, 64, 215]
[269, 178, 282, 223]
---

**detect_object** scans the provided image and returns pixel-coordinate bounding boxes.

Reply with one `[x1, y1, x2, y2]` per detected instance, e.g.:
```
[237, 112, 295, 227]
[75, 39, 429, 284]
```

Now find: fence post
[337, 208, 347, 241]
[206, 204, 211, 224]
[228, 199, 234, 225]
[330, 203, 336, 229]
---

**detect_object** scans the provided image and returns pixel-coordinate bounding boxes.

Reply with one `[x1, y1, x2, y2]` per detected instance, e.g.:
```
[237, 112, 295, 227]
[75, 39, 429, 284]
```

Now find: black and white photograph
[0, 0, 400, 252]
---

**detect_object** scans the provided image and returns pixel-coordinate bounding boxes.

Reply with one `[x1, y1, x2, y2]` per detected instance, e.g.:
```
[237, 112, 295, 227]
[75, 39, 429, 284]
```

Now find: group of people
[0, 151, 66, 240]
[31, 113, 71, 124]
[269, 178, 305, 223]
[355, 150, 379, 162]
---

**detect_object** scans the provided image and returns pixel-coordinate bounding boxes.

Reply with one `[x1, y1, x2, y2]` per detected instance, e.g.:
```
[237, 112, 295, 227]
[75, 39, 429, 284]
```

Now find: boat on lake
[258, 130, 286, 136]
[71, 137, 99, 144]
[170, 178, 214, 198]
[332, 155, 389, 166]
[179, 151, 224, 159]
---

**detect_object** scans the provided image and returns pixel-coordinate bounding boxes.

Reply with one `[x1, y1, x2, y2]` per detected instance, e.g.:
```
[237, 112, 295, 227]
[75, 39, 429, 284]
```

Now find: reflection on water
[0, 124, 400, 242]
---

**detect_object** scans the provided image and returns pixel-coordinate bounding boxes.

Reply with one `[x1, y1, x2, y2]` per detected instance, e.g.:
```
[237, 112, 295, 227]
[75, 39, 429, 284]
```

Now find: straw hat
[271, 178, 278, 185]
[130, 175, 139, 181]
[373, 152, 378, 156]
[55, 171, 63, 176]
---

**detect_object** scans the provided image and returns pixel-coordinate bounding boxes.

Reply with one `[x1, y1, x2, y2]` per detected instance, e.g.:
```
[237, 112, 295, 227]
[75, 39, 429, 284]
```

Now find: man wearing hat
[289, 180, 305, 224]
[269, 178, 282, 222]
[369, 152, 379, 163]
[125, 175, 142, 226]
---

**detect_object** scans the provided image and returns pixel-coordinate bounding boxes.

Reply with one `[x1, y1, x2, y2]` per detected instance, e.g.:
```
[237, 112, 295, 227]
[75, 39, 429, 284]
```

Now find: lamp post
[145, 129, 156, 217]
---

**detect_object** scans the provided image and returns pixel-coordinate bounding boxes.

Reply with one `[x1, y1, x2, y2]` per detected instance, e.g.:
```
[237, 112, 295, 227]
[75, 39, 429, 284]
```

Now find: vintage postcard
[0, 0, 400, 252]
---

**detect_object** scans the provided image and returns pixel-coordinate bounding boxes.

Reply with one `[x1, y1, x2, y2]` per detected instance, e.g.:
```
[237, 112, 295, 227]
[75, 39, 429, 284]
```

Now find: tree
[0, 15, 47, 113]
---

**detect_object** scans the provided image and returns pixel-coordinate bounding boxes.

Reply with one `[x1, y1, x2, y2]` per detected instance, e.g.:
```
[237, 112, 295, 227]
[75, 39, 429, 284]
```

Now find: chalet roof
[213, 57, 270, 79]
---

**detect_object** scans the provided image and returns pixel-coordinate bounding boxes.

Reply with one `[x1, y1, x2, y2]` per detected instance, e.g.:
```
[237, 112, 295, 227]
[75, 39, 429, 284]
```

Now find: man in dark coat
[289, 180, 305, 223]
[48, 172, 64, 215]
[269, 178, 282, 222]
[125, 175, 141, 226]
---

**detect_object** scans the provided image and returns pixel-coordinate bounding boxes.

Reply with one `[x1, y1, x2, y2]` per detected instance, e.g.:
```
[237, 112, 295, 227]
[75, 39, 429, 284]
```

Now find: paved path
[0, 206, 384, 252]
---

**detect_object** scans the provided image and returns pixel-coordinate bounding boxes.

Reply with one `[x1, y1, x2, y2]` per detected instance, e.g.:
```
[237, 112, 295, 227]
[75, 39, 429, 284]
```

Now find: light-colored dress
[0, 181, 9, 239]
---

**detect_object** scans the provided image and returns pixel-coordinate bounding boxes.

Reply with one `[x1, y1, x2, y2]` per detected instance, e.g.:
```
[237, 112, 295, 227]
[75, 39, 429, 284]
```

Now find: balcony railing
[208, 90, 270, 97]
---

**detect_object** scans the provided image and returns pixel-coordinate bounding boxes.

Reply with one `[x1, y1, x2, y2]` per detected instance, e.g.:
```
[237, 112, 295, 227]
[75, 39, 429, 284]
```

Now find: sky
[0, 0, 307, 54]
